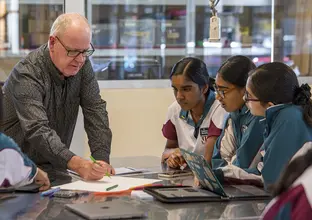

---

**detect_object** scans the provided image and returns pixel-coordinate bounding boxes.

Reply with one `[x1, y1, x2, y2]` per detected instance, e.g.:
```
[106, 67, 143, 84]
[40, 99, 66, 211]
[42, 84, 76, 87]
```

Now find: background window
[0, 0, 64, 81]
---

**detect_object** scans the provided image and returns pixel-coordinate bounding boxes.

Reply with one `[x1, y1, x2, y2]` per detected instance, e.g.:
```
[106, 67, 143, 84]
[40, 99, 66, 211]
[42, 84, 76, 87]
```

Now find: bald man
[1, 13, 114, 181]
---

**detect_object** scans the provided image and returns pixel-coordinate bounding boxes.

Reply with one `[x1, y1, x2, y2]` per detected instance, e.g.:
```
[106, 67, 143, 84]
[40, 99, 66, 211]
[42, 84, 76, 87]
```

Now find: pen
[90, 155, 111, 178]
[41, 187, 61, 197]
[106, 184, 118, 191]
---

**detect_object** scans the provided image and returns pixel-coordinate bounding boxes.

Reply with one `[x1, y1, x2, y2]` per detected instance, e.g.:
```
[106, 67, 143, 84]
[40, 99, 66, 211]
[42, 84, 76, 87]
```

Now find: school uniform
[212, 105, 264, 182]
[216, 104, 312, 189]
[162, 90, 227, 155]
[0, 133, 37, 188]
[262, 142, 312, 220]
[259, 104, 312, 189]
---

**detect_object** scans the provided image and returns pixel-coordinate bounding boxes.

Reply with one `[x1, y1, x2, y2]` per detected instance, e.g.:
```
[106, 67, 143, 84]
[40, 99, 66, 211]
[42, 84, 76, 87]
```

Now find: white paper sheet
[54, 176, 160, 192]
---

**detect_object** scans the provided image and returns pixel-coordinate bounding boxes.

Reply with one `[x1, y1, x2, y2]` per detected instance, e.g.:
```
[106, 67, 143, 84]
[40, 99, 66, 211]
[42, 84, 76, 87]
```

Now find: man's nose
[75, 53, 85, 62]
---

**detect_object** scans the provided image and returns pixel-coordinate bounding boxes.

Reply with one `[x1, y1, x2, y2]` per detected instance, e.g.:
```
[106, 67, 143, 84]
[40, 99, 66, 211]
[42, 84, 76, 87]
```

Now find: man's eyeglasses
[213, 84, 236, 99]
[243, 91, 261, 102]
[55, 36, 95, 57]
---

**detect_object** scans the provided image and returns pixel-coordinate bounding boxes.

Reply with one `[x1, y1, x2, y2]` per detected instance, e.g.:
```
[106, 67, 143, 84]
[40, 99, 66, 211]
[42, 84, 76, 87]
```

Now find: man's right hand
[67, 156, 114, 181]
[166, 148, 186, 169]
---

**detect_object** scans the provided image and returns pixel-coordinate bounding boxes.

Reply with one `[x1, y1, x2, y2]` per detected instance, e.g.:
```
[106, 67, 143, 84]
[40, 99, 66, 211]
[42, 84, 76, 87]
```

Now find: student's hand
[76, 160, 115, 181]
[35, 168, 50, 191]
[167, 149, 186, 169]
[194, 176, 200, 187]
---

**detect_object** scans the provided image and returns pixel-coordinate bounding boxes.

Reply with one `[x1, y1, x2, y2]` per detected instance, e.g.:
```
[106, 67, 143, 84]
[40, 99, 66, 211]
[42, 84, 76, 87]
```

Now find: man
[1, 13, 114, 181]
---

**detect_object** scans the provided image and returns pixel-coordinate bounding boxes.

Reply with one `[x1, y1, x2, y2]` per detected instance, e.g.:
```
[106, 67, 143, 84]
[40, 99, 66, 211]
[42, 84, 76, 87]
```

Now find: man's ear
[49, 36, 56, 51]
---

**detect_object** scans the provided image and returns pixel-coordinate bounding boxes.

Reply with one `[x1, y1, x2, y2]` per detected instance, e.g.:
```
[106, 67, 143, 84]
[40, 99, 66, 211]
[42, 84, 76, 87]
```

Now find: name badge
[200, 128, 208, 136]
[200, 127, 208, 144]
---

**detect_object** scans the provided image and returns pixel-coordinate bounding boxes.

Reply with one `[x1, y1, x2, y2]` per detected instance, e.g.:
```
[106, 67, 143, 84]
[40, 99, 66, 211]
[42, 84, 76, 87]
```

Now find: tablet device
[65, 200, 146, 219]
[158, 170, 193, 178]
[0, 183, 41, 193]
[15, 183, 42, 193]
[180, 148, 271, 200]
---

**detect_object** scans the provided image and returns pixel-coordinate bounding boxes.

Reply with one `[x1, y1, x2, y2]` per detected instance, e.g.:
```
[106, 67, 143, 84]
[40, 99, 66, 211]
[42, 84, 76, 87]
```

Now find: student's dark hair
[170, 57, 213, 91]
[273, 147, 312, 197]
[218, 55, 256, 87]
[248, 62, 312, 126]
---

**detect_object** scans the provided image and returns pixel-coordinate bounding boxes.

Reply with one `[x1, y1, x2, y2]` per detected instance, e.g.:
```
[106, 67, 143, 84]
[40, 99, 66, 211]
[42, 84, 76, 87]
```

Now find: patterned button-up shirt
[1, 44, 112, 170]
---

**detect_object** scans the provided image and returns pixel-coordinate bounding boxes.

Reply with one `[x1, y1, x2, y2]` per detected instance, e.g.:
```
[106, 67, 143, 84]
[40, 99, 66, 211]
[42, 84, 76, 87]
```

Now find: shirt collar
[42, 44, 66, 86]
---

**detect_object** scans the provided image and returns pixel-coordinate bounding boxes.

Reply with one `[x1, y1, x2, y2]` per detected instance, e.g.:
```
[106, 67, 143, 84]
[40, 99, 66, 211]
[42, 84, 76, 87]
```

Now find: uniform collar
[230, 104, 249, 121]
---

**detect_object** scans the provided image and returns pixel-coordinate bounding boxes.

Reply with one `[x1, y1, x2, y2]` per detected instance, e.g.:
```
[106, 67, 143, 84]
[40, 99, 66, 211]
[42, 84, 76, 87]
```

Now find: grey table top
[0, 156, 269, 220]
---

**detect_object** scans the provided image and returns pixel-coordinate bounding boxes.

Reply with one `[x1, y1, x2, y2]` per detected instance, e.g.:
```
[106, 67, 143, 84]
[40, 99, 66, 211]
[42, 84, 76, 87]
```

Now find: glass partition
[0, 0, 64, 80]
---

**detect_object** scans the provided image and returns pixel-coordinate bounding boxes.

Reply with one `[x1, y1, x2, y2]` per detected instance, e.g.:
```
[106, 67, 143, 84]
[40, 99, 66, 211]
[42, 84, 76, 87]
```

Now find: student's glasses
[55, 36, 95, 57]
[213, 84, 236, 99]
[243, 91, 261, 102]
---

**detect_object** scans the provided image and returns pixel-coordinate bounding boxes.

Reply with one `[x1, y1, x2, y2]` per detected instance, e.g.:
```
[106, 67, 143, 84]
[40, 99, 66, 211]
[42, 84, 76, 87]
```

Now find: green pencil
[106, 184, 118, 191]
[90, 155, 111, 178]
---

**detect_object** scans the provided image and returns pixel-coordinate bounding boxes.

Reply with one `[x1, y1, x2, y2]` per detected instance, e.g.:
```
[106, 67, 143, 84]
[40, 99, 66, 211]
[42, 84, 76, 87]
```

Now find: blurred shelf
[92, 47, 271, 57]
[19, 0, 64, 4]
[90, 0, 187, 5]
[90, 0, 270, 6]
[0, 47, 271, 58]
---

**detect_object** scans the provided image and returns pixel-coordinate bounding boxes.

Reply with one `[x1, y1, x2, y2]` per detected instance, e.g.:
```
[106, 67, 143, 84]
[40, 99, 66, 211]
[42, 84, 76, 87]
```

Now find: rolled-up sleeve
[80, 61, 112, 163]
[7, 68, 75, 168]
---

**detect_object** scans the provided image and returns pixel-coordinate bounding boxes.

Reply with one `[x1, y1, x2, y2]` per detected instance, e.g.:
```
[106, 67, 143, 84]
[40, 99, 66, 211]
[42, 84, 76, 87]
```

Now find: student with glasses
[205, 56, 265, 185]
[1, 13, 115, 182]
[242, 62, 312, 190]
[161, 57, 227, 169]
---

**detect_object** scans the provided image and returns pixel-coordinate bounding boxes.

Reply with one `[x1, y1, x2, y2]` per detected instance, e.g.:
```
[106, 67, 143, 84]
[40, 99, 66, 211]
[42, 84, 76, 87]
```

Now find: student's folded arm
[0, 134, 37, 188]
[80, 60, 112, 164]
[7, 71, 75, 169]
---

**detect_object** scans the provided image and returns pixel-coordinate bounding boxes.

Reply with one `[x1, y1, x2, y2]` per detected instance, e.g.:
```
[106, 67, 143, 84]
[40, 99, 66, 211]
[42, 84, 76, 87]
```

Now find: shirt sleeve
[0, 133, 37, 188]
[80, 60, 112, 163]
[162, 119, 178, 140]
[207, 120, 222, 138]
[6, 66, 75, 169]
[211, 102, 228, 129]
[162, 103, 178, 141]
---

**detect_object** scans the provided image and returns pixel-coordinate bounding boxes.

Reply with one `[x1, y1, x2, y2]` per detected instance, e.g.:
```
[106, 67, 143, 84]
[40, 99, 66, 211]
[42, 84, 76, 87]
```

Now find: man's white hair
[49, 13, 91, 37]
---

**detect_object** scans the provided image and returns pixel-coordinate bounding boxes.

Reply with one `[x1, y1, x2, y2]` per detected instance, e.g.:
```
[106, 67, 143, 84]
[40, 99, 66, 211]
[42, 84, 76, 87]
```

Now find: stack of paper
[54, 176, 160, 192]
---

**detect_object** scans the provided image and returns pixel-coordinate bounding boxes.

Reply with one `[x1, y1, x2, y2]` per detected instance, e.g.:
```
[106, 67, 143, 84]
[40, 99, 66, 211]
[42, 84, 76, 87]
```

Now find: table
[0, 156, 269, 220]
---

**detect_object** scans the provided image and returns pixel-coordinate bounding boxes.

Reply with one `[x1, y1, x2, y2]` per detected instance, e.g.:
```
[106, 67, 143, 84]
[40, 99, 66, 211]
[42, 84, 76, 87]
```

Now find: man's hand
[68, 156, 115, 181]
[34, 168, 50, 191]
[166, 148, 186, 169]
